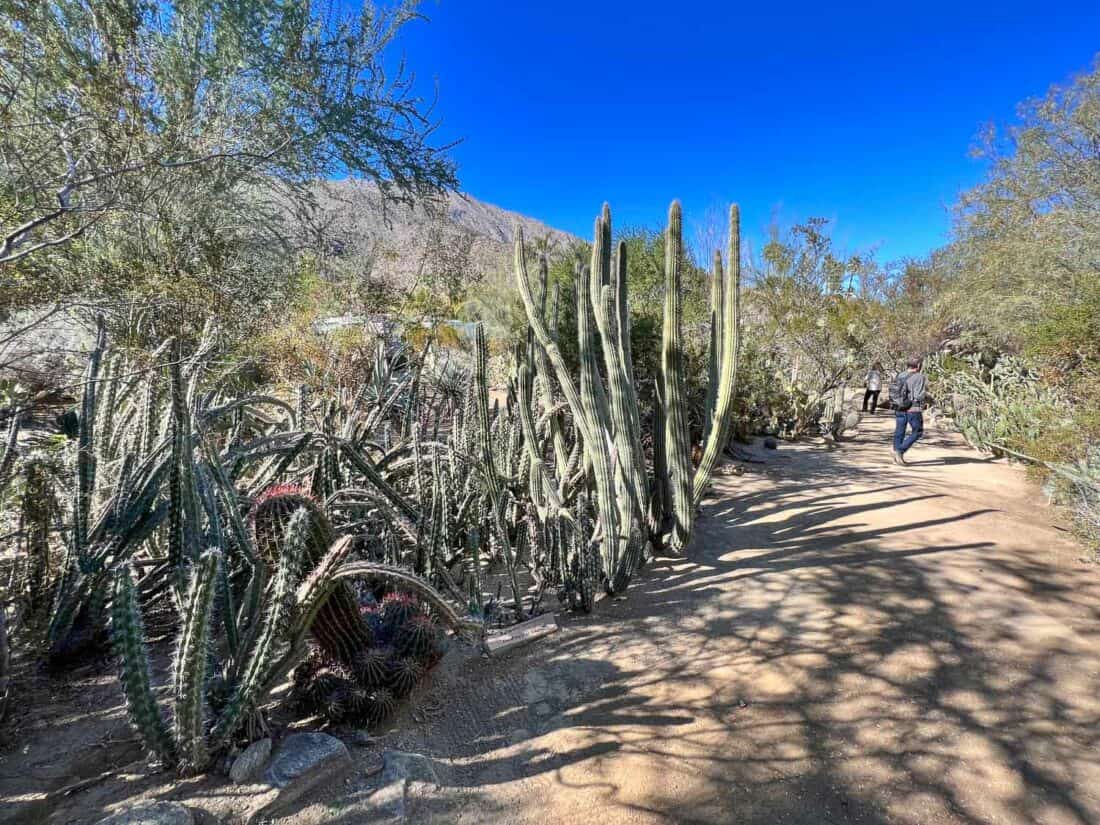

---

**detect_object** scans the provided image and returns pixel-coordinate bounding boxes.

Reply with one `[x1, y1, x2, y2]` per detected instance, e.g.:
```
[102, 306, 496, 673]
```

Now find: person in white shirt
[862, 361, 883, 414]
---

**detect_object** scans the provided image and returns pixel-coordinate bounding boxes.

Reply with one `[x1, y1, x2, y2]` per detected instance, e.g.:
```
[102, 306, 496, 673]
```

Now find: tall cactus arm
[701, 248, 725, 447]
[692, 204, 743, 507]
[514, 230, 596, 451]
[614, 240, 635, 390]
[585, 206, 648, 532]
[167, 348, 201, 584]
[110, 567, 178, 766]
[661, 201, 694, 552]
[473, 323, 524, 617]
[515, 363, 565, 513]
[211, 510, 303, 749]
[576, 268, 623, 587]
[75, 316, 107, 563]
[173, 549, 220, 774]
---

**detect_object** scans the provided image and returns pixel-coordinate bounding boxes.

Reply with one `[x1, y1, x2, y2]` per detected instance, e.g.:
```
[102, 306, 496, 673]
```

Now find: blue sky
[392, 1, 1100, 263]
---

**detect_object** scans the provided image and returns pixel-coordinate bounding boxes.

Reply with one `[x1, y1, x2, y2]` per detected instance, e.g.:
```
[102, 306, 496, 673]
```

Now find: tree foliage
[0, 0, 456, 332]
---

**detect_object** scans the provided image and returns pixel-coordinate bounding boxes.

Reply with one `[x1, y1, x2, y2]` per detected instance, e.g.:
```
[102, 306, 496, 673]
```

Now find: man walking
[890, 357, 928, 465]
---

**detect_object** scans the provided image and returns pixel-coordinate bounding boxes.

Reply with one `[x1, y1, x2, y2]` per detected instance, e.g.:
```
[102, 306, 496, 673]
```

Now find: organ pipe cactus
[514, 200, 743, 586]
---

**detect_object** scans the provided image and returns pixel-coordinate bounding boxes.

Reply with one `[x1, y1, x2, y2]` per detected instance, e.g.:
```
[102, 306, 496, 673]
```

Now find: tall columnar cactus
[472, 323, 524, 616]
[691, 204, 742, 509]
[111, 566, 177, 766]
[515, 199, 744, 590]
[173, 549, 220, 772]
[661, 201, 694, 552]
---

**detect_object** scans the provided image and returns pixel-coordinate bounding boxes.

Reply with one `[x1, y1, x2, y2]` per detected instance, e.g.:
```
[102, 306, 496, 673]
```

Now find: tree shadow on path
[385, 423, 1100, 825]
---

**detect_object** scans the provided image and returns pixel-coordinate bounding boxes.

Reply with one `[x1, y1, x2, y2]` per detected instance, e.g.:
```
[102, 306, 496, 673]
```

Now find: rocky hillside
[308, 181, 578, 289]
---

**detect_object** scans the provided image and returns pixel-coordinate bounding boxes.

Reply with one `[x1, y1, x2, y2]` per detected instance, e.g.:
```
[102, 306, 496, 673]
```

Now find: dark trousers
[862, 389, 881, 413]
[893, 411, 923, 454]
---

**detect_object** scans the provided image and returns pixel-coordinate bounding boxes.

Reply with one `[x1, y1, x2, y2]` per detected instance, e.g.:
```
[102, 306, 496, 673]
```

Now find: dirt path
[7, 416, 1100, 825]
[304, 415, 1100, 825]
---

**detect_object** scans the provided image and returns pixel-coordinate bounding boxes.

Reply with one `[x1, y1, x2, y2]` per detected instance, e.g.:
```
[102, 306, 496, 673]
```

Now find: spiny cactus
[111, 566, 177, 766]
[251, 485, 374, 667]
[109, 507, 311, 772]
[173, 549, 220, 772]
[514, 200, 744, 594]
[292, 584, 453, 725]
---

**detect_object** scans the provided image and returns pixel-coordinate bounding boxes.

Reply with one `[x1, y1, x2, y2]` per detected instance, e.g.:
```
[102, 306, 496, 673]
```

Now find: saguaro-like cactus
[663, 202, 744, 547]
[661, 202, 694, 552]
[691, 204, 742, 509]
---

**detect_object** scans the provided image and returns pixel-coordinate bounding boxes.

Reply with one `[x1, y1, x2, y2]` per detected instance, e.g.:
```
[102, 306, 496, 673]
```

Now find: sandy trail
[312, 415, 1100, 825]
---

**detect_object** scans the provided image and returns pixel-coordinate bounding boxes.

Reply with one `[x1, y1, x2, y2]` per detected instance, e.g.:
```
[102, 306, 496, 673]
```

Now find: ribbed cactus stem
[110, 566, 177, 766]
[173, 549, 220, 773]
[576, 265, 621, 587]
[701, 248, 724, 447]
[586, 206, 648, 540]
[692, 204, 743, 508]
[516, 363, 564, 514]
[661, 201, 693, 553]
[252, 489, 373, 666]
[473, 323, 524, 617]
[167, 343, 200, 589]
[212, 509, 303, 748]
[75, 316, 106, 563]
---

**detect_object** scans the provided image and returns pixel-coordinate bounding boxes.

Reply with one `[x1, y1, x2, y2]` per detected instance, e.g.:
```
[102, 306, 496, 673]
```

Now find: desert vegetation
[0, 1, 1098, 822]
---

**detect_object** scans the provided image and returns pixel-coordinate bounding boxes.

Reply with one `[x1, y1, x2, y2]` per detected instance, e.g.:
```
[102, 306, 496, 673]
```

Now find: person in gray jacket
[890, 356, 928, 464]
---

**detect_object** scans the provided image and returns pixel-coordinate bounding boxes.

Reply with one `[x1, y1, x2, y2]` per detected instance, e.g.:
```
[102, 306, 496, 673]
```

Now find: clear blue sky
[393, 0, 1100, 263]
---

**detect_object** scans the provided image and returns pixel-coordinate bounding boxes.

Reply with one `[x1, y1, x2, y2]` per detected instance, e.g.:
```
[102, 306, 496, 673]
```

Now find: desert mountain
[307, 181, 579, 289]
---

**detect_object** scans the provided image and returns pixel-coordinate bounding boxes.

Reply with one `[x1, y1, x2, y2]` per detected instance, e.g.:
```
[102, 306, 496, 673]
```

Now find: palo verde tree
[748, 218, 881, 435]
[0, 0, 456, 333]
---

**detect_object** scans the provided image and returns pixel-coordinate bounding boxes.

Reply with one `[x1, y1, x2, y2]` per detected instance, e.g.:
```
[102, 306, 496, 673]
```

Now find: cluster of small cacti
[291, 590, 445, 725]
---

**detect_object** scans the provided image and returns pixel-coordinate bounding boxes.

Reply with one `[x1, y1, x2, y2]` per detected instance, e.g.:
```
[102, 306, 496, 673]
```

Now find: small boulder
[763, 437, 778, 450]
[229, 737, 272, 785]
[246, 732, 351, 823]
[264, 732, 350, 789]
[95, 802, 194, 825]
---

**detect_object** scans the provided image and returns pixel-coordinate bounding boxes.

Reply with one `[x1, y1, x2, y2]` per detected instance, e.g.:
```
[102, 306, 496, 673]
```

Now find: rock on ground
[94, 802, 194, 825]
[246, 732, 351, 823]
[229, 737, 272, 785]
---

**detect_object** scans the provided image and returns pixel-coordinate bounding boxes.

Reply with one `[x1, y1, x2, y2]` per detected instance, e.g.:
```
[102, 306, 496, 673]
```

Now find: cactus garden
[3, 1, 1100, 824]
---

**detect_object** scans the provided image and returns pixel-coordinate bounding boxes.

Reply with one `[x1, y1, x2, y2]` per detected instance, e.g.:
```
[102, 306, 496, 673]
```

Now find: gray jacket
[905, 371, 928, 411]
